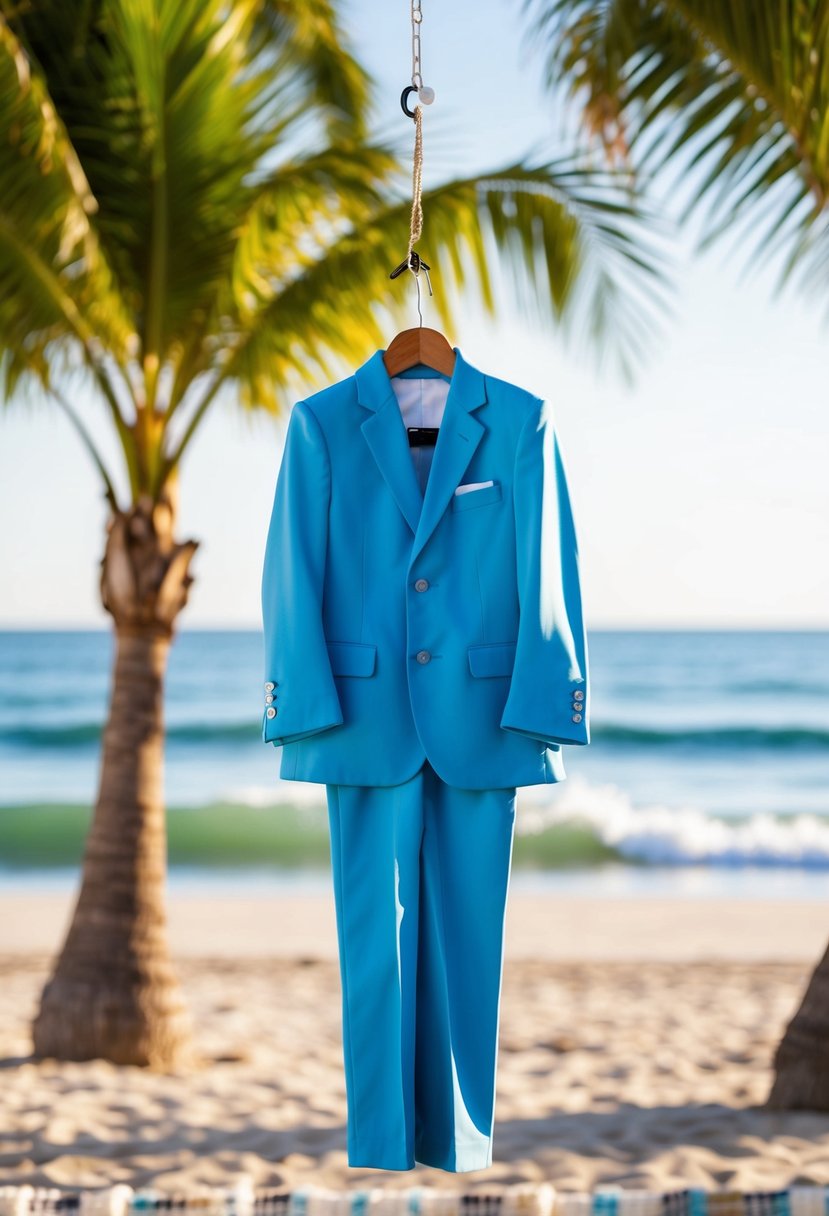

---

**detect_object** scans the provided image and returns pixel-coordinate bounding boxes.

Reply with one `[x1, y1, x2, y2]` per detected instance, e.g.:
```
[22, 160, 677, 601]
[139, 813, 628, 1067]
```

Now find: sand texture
[2, 909, 829, 1193]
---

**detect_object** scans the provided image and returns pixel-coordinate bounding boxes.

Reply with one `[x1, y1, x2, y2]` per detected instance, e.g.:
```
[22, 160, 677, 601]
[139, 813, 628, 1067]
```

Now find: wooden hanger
[383, 326, 456, 447]
[383, 325, 455, 377]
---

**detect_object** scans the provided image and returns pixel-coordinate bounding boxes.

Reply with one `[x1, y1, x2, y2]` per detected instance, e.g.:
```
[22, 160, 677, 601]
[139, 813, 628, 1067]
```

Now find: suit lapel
[361, 401, 423, 535]
[355, 346, 488, 553]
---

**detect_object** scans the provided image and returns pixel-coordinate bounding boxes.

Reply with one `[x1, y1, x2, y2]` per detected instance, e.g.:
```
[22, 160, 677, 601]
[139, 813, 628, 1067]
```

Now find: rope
[407, 103, 424, 263]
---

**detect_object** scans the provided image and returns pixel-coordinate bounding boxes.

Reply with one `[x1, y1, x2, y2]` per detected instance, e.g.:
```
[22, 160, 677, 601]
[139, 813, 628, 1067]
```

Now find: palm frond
[162, 139, 402, 418]
[162, 153, 670, 474]
[0, 15, 135, 394]
[253, 0, 376, 142]
[526, 0, 829, 282]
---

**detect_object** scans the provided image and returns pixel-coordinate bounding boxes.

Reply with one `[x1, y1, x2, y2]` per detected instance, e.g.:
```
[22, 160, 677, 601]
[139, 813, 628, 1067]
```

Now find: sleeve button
[266, 707, 277, 719]
[572, 713, 583, 723]
[573, 690, 584, 701]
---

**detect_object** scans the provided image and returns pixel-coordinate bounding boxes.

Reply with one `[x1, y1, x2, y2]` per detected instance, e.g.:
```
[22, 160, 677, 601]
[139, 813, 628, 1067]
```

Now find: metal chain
[410, 0, 423, 90]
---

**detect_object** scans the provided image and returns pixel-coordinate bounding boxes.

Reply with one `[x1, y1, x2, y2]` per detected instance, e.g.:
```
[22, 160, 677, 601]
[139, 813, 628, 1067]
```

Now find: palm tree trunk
[33, 494, 199, 1068]
[767, 941, 829, 1111]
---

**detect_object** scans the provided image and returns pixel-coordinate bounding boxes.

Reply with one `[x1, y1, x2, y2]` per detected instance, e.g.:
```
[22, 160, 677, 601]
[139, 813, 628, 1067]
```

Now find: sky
[1, 0, 827, 630]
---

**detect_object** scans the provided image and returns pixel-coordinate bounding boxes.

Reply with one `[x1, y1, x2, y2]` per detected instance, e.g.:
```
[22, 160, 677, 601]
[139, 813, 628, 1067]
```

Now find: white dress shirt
[390, 375, 449, 495]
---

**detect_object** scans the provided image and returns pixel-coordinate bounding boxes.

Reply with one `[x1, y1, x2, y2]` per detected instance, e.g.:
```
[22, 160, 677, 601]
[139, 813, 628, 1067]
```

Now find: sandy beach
[1, 889, 829, 1192]
[3, 888, 829, 961]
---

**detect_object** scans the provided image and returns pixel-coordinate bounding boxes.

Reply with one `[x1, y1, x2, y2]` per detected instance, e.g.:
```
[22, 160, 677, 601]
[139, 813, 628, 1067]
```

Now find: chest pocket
[451, 481, 503, 512]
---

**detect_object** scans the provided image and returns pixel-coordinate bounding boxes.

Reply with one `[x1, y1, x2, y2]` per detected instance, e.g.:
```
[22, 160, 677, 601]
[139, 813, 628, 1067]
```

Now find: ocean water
[0, 629, 828, 893]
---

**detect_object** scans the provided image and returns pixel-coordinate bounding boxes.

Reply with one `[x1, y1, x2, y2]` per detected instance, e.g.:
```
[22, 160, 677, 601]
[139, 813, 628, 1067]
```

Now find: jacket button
[416, 649, 431, 664]
[414, 578, 429, 592]
[266, 707, 277, 719]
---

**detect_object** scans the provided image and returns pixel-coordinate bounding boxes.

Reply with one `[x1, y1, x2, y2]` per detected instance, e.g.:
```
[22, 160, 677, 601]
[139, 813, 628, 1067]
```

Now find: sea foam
[517, 774, 829, 867]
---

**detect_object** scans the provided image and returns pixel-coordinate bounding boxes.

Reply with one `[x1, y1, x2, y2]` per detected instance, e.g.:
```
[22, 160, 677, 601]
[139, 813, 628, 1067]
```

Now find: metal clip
[390, 250, 431, 280]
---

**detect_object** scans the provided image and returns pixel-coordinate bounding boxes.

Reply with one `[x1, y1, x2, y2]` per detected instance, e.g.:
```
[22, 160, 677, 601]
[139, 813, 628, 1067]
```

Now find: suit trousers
[325, 758, 517, 1172]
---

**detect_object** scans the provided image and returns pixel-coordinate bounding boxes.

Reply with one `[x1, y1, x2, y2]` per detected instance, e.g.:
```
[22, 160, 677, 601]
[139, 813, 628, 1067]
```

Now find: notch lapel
[355, 347, 488, 553]
[360, 399, 423, 535]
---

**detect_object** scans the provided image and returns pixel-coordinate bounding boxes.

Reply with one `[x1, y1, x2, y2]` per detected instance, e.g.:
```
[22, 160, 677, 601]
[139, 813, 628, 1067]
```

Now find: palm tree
[525, 0, 829, 1109]
[0, 0, 664, 1068]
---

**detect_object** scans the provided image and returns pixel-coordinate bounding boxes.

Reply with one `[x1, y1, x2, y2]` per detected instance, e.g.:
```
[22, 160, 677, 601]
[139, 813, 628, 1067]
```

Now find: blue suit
[261, 346, 590, 1172]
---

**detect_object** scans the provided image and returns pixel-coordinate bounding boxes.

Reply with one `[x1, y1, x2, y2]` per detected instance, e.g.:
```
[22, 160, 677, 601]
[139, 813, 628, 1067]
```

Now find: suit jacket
[261, 345, 590, 789]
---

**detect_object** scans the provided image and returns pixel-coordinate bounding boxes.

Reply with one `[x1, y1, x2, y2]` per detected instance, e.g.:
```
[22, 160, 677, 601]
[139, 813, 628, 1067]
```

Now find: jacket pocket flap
[327, 640, 377, 677]
[451, 481, 502, 511]
[468, 641, 517, 678]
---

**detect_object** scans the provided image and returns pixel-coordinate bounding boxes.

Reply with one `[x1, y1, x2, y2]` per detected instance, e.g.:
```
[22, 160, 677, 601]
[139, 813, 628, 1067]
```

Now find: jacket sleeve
[261, 399, 343, 746]
[499, 398, 590, 748]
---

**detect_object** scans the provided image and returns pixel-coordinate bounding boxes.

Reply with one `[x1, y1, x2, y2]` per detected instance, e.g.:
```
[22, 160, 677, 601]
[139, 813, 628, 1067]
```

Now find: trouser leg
[325, 769, 424, 1170]
[326, 761, 516, 1174]
[413, 762, 517, 1172]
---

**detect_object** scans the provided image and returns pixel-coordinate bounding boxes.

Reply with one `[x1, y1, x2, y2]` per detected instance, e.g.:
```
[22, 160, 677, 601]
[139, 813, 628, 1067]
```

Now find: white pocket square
[454, 480, 494, 496]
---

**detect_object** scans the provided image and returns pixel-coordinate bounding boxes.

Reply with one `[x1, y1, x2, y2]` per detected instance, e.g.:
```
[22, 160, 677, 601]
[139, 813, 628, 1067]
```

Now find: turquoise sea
[1, 629, 827, 896]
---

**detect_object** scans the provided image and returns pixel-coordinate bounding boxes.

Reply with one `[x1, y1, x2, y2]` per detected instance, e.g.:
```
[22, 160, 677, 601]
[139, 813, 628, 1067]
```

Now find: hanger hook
[407, 255, 433, 327]
[409, 262, 423, 326]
